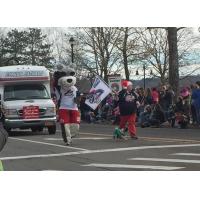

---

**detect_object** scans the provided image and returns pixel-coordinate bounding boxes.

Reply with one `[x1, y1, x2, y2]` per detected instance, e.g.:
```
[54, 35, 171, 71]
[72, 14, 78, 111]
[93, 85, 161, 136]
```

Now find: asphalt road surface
[1, 123, 200, 171]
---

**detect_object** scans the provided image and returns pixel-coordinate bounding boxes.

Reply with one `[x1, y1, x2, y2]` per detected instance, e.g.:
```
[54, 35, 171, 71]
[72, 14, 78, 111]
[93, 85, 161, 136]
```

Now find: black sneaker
[124, 127, 128, 132]
[131, 136, 138, 140]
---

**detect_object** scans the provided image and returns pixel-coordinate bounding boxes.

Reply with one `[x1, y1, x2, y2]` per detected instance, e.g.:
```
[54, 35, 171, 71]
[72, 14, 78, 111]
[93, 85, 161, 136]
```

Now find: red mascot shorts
[59, 109, 80, 124]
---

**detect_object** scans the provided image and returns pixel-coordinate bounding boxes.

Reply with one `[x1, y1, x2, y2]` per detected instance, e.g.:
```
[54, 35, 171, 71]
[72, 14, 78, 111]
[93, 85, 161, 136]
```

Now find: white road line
[139, 137, 200, 143]
[0, 152, 82, 161]
[71, 131, 200, 143]
[80, 132, 111, 137]
[2, 143, 200, 161]
[9, 137, 87, 151]
[129, 158, 200, 164]
[44, 138, 63, 141]
[74, 143, 200, 154]
[83, 163, 184, 170]
[45, 137, 108, 141]
[172, 153, 200, 156]
[57, 131, 111, 138]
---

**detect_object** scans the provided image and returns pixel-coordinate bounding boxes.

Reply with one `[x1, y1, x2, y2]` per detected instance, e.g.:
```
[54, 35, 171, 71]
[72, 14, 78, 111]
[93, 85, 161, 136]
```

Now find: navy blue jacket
[192, 89, 200, 108]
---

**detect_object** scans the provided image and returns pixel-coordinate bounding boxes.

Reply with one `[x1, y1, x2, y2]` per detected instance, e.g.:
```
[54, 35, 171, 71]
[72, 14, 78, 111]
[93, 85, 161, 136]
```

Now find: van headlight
[4, 109, 18, 117]
[46, 107, 56, 116]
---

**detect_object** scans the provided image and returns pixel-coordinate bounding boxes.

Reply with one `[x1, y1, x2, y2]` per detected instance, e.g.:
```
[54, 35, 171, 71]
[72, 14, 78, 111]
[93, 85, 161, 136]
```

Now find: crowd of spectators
[79, 81, 200, 129]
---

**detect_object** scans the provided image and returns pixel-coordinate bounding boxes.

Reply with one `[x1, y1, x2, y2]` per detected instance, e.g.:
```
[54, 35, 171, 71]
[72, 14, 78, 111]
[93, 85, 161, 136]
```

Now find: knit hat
[127, 81, 133, 86]
[121, 80, 132, 89]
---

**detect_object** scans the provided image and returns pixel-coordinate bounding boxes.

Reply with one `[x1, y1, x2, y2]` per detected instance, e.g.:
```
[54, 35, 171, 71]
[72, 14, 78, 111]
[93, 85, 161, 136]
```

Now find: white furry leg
[61, 124, 67, 143]
[64, 124, 72, 145]
[70, 124, 80, 138]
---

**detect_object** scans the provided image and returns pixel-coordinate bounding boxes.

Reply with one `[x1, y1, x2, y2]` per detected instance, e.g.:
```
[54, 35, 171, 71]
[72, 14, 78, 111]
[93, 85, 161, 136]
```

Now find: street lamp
[136, 64, 153, 90]
[69, 37, 75, 63]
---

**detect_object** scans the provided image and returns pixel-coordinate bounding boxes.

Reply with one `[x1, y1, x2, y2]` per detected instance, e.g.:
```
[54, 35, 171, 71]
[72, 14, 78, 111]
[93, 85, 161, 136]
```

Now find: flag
[108, 74, 122, 92]
[85, 76, 112, 110]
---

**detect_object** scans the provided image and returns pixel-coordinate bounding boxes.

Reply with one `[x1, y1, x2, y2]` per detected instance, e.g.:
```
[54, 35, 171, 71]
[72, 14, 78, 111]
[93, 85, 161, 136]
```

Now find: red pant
[119, 113, 136, 137]
[59, 109, 80, 124]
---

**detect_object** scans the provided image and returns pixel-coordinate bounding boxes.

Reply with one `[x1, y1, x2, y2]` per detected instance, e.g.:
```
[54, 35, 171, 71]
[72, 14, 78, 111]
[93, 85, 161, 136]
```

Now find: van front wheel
[5, 128, 12, 135]
[48, 126, 56, 135]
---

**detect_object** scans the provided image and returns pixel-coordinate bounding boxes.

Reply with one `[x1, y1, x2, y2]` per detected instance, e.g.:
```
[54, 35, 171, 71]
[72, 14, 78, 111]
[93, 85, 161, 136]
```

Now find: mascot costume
[53, 64, 80, 145]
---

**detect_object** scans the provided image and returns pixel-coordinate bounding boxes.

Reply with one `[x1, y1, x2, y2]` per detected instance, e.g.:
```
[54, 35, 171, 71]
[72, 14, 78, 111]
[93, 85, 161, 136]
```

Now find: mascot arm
[74, 91, 81, 107]
[55, 88, 61, 101]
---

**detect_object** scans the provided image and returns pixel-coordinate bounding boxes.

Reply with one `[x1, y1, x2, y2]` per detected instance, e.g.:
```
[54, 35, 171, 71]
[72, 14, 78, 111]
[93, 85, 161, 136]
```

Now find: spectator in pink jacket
[151, 88, 159, 104]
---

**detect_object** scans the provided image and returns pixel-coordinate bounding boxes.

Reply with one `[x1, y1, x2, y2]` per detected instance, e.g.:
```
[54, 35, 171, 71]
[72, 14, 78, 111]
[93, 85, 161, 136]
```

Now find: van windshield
[4, 84, 50, 101]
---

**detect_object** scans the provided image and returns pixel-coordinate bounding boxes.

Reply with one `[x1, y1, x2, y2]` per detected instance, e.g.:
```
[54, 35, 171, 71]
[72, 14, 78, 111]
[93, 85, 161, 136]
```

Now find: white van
[0, 65, 57, 135]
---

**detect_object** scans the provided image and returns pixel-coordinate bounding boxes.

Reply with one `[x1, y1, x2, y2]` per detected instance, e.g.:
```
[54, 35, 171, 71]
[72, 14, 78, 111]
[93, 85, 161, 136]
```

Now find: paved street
[1, 123, 200, 171]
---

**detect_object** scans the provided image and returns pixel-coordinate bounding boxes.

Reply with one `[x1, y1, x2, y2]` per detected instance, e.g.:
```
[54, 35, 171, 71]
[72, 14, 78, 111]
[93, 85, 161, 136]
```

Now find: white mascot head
[54, 63, 76, 92]
[58, 76, 76, 90]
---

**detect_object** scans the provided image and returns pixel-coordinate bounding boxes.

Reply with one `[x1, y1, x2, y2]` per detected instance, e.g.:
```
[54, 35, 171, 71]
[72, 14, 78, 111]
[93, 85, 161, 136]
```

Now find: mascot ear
[58, 77, 63, 86]
[56, 63, 65, 72]
[68, 63, 76, 76]
[65, 68, 75, 76]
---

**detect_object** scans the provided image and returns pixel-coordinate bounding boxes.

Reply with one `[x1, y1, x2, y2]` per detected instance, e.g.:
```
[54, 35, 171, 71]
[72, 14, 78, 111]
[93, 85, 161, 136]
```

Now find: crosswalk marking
[58, 131, 200, 143]
[57, 131, 111, 138]
[45, 137, 108, 141]
[83, 163, 184, 170]
[140, 137, 200, 143]
[172, 153, 200, 156]
[0, 152, 82, 161]
[129, 158, 200, 164]
[45, 138, 62, 141]
[3, 143, 200, 161]
[9, 137, 87, 151]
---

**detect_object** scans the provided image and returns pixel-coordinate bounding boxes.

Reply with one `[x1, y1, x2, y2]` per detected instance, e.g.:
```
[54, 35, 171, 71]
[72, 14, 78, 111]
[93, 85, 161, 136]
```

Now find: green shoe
[113, 127, 122, 139]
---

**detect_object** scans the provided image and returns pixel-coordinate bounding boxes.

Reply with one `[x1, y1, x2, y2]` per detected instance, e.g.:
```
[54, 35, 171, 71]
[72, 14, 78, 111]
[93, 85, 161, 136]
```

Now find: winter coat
[118, 89, 138, 116]
[151, 91, 159, 104]
[192, 89, 200, 108]
[0, 122, 8, 152]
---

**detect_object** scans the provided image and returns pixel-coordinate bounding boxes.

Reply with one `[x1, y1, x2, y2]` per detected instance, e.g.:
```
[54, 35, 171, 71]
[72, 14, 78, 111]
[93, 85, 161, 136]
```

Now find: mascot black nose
[67, 79, 73, 83]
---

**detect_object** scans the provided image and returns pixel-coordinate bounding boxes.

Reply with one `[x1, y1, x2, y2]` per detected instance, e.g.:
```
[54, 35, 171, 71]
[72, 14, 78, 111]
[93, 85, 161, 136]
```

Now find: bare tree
[136, 28, 168, 84]
[43, 27, 200, 92]
[136, 27, 200, 86]
[43, 27, 68, 63]
[0, 30, 6, 66]
[79, 27, 122, 82]
[177, 28, 200, 66]
[43, 27, 87, 76]
[115, 27, 141, 80]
